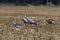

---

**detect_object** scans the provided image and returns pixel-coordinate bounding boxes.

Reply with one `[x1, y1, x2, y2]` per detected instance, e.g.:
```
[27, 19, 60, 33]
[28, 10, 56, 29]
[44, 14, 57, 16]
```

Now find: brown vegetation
[0, 6, 60, 40]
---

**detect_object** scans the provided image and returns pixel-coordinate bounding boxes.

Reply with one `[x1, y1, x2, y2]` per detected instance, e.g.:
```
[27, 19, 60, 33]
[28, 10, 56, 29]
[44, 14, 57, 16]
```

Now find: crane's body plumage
[22, 17, 37, 25]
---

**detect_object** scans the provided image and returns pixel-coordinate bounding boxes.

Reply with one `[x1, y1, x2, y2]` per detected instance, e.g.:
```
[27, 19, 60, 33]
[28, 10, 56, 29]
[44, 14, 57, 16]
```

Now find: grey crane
[12, 21, 20, 28]
[22, 17, 37, 25]
[45, 17, 55, 24]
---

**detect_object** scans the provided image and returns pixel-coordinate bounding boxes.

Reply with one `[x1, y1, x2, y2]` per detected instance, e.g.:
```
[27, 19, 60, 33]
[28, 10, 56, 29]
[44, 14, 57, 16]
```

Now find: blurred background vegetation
[0, 0, 60, 6]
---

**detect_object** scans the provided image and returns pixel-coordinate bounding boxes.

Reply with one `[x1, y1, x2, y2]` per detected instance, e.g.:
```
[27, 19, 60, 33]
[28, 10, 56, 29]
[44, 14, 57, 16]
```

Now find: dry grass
[0, 6, 60, 40]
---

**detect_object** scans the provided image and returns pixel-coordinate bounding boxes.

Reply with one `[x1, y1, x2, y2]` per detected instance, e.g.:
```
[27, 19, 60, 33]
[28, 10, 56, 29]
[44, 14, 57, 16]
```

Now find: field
[0, 6, 60, 40]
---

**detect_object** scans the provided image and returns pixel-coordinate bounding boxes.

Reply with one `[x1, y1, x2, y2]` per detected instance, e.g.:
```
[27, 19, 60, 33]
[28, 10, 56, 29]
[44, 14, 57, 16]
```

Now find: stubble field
[0, 6, 60, 40]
